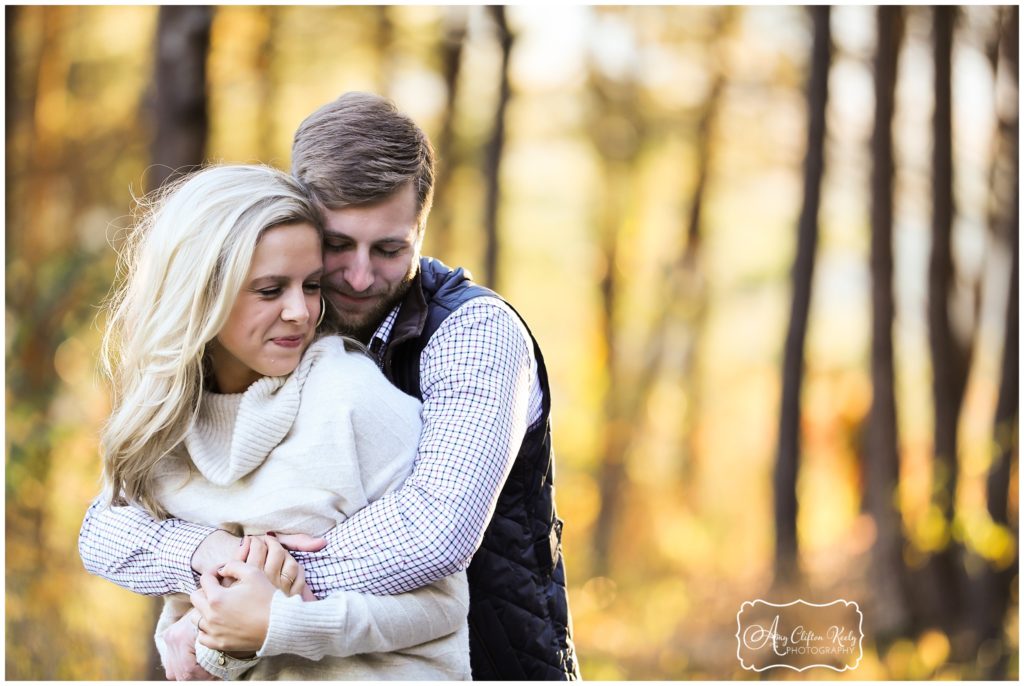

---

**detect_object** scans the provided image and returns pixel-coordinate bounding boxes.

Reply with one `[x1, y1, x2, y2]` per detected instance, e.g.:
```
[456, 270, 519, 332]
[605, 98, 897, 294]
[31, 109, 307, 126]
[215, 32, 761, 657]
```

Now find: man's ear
[412, 224, 427, 254]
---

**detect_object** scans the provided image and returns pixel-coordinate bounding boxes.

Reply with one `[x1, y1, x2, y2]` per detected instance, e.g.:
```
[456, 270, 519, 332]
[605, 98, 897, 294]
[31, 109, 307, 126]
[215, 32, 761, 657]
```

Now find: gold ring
[280, 572, 295, 586]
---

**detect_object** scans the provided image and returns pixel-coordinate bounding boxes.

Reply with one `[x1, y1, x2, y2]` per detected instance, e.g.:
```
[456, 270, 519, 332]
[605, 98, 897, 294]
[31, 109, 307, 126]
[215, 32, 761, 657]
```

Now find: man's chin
[333, 299, 397, 342]
[336, 315, 379, 342]
[328, 280, 414, 343]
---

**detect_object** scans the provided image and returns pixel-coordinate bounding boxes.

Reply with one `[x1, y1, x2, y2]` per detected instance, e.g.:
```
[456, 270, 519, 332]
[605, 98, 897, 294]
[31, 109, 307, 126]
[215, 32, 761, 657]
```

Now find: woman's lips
[271, 335, 304, 348]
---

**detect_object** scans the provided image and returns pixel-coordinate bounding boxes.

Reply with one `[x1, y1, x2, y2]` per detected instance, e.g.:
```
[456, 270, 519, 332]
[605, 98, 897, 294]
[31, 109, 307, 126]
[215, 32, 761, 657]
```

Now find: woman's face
[209, 222, 323, 393]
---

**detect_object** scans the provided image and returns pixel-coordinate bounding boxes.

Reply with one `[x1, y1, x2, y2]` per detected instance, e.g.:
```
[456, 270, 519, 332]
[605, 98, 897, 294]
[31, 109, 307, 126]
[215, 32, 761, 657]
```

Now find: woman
[98, 164, 469, 680]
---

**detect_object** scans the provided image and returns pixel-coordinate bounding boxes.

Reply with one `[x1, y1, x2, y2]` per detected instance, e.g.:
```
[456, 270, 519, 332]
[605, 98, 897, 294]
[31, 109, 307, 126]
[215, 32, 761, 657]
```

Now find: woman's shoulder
[300, 336, 422, 414]
[302, 335, 378, 376]
[298, 335, 398, 395]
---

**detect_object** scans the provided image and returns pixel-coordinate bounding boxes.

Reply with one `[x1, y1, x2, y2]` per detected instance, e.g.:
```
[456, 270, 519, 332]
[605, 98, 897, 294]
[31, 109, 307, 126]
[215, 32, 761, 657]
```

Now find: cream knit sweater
[152, 336, 470, 680]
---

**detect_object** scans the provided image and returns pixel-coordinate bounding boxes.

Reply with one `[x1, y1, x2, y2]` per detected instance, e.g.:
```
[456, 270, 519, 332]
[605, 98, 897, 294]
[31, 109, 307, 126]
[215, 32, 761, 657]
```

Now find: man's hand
[191, 530, 241, 576]
[191, 564, 275, 654]
[162, 610, 217, 681]
[191, 530, 326, 576]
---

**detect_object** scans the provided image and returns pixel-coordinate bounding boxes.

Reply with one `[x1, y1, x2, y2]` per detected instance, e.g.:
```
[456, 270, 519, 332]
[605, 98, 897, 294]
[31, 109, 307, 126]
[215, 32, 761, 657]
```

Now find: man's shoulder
[426, 296, 537, 366]
[434, 295, 522, 332]
[420, 257, 496, 305]
[449, 293, 516, 317]
[416, 257, 538, 359]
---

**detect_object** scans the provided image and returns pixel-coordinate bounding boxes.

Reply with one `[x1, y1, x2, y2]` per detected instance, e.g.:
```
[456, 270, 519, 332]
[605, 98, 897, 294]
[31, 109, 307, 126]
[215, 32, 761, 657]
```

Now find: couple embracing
[79, 92, 579, 681]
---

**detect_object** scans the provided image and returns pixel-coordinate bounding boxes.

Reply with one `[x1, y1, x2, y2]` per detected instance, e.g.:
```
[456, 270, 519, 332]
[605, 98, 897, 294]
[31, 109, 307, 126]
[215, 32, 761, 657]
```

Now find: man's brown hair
[291, 92, 435, 228]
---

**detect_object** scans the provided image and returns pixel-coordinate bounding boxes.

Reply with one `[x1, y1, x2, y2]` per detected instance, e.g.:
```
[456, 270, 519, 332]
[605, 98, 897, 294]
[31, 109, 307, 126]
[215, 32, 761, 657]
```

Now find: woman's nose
[281, 290, 310, 322]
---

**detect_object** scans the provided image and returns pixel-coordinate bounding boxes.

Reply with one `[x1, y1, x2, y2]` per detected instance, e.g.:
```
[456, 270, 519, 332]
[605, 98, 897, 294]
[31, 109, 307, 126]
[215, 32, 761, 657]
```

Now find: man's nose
[344, 254, 374, 293]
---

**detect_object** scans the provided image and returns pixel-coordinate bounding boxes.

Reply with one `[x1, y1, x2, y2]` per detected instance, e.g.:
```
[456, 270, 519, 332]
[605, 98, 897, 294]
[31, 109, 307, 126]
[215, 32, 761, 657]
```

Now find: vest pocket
[535, 517, 563, 575]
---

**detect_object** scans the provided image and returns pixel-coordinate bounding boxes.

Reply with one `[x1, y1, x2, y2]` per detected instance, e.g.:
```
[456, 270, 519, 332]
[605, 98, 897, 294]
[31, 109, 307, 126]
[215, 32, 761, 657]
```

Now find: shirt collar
[369, 304, 401, 361]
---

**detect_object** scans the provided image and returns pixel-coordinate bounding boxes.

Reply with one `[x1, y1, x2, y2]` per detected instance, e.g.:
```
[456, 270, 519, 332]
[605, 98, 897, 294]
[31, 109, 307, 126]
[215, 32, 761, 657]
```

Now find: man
[79, 92, 580, 680]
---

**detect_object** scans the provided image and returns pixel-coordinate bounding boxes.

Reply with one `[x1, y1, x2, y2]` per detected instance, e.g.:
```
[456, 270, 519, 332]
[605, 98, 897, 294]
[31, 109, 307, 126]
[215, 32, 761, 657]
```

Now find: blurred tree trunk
[971, 6, 1018, 676]
[579, 5, 737, 579]
[591, 157, 629, 578]
[865, 5, 912, 638]
[427, 8, 467, 259]
[5, 6, 18, 142]
[588, 64, 644, 577]
[255, 5, 279, 161]
[919, 5, 971, 642]
[588, 7, 735, 575]
[774, 5, 830, 586]
[10, 4, 74, 493]
[374, 5, 394, 96]
[679, 8, 734, 488]
[5, 5, 34, 235]
[985, 1, 1018, 562]
[976, 163, 1018, 679]
[147, 6, 213, 678]
[10, 8, 146, 678]
[149, 5, 212, 191]
[5, 10, 62, 678]
[481, 5, 512, 289]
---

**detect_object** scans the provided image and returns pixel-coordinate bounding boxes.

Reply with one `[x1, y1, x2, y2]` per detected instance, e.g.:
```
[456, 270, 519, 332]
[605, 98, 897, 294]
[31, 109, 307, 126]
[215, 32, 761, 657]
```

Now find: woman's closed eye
[255, 287, 282, 298]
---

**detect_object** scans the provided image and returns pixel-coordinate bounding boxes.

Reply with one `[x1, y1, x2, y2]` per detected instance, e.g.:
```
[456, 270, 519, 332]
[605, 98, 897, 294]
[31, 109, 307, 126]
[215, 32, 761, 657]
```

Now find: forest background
[4, 4, 1019, 681]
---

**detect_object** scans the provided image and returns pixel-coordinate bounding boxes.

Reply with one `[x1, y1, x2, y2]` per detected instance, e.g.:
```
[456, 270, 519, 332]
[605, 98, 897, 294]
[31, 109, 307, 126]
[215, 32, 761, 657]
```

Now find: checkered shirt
[79, 295, 542, 597]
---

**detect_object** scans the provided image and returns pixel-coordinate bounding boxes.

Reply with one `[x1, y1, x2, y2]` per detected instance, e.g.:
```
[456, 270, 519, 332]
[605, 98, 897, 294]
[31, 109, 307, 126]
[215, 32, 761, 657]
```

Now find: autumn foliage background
[5, 5, 1019, 680]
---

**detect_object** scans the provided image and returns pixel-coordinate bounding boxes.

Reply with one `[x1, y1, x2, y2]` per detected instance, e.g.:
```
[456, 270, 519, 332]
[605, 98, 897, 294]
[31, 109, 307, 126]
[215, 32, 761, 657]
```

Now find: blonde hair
[100, 164, 322, 518]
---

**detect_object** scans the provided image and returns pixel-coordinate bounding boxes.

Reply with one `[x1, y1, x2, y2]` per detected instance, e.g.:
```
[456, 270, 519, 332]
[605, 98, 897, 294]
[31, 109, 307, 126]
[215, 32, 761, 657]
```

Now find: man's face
[321, 182, 422, 342]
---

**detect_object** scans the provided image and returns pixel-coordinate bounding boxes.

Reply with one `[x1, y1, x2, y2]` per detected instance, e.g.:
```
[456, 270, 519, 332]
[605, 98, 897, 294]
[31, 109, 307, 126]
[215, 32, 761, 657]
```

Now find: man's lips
[331, 291, 381, 306]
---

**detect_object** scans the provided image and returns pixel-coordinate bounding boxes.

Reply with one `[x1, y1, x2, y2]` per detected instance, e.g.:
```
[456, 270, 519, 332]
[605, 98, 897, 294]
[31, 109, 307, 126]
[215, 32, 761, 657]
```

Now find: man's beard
[326, 276, 415, 344]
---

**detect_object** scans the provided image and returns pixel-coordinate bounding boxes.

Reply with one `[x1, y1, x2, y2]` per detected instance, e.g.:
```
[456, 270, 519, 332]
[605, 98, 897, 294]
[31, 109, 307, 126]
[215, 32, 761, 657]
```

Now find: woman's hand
[190, 563, 275, 654]
[162, 609, 216, 681]
[238, 534, 316, 601]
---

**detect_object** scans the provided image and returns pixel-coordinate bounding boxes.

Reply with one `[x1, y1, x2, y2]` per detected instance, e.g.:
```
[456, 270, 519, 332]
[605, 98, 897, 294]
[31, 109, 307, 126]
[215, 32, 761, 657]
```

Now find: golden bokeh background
[5, 5, 1018, 680]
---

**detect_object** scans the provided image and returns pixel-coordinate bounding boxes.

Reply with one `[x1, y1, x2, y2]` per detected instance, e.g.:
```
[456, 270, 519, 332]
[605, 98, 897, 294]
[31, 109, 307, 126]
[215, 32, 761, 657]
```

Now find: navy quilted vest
[380, 257, 580, 680]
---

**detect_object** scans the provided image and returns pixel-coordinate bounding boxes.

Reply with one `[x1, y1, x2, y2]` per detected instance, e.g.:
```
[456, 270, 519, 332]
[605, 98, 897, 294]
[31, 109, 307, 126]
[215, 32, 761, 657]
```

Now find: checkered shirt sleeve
[295, 296, 542, 596]
[78, 497, 213, 595]
[76, 296, 542, 598]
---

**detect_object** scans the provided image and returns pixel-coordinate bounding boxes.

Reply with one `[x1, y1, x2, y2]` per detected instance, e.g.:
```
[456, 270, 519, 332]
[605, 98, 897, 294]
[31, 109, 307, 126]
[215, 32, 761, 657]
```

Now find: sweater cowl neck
[185, 337, 335, 485]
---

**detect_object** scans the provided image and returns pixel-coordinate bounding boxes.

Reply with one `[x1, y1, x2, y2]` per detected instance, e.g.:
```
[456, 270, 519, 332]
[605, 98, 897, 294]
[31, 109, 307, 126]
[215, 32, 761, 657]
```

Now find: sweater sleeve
[258, 572, 468, 661]
[195, 644, 260, 681]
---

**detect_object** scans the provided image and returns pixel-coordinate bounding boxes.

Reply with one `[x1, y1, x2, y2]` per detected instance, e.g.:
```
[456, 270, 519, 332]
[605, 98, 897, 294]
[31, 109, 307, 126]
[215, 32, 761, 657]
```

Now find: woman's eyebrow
[250, 266, 324, 283]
